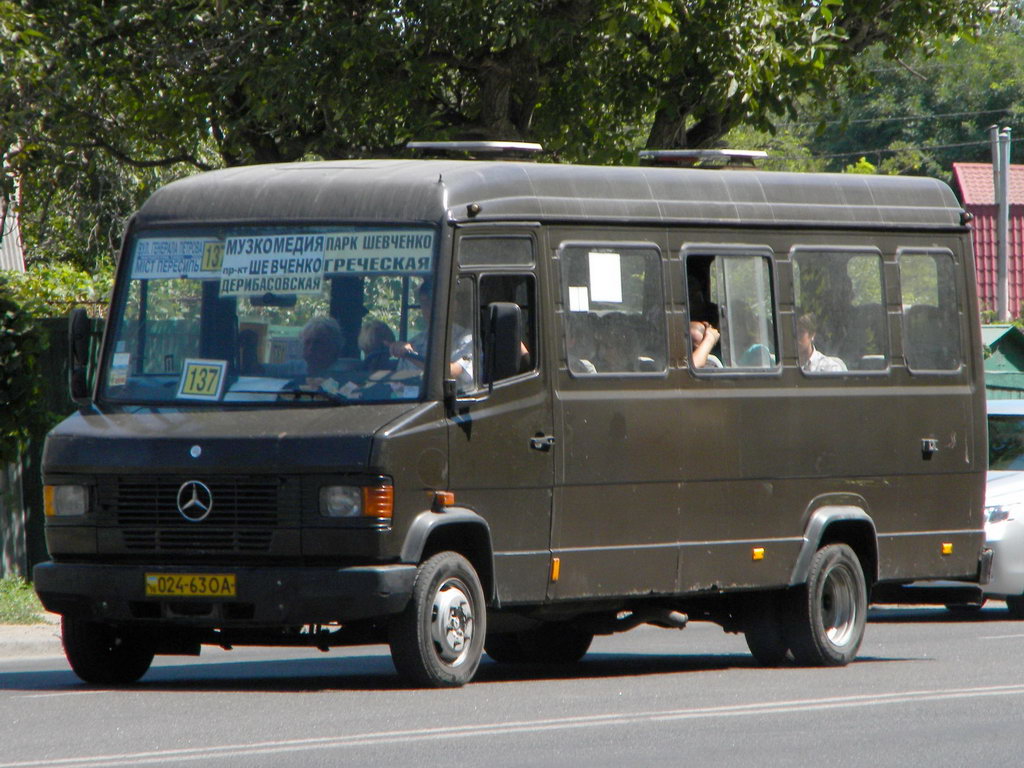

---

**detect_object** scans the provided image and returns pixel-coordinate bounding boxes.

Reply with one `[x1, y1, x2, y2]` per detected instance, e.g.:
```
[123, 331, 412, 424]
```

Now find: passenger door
[549, 239, 676, 600]
[445, 231, 555, 604]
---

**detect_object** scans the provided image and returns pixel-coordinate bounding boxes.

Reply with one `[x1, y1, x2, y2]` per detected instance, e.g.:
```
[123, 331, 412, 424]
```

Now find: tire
[61, 617, 155, 685]
[1006, 595, 1024, 619]
[785, 543, 867, 667]
[486, 623, 593, 665]
[388, 551, 486, 687]
[743, 592, 790, 666]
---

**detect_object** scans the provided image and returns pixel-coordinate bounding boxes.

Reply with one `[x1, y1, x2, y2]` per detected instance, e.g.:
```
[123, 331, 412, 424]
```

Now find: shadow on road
[868, 603, 1016, 624]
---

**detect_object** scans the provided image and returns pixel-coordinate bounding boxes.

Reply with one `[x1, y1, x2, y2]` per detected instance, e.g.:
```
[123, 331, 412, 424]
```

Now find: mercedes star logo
[176, 480, 213, 522]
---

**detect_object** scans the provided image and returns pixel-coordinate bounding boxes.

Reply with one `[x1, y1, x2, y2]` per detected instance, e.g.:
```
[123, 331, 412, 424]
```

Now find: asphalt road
[2, 605, 1023, 767]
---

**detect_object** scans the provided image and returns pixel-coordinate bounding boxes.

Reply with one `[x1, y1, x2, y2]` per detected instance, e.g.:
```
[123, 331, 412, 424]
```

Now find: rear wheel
[388, 551, 486, 687]
[786, 543, 867, 667]
[61, 617, 155, 685]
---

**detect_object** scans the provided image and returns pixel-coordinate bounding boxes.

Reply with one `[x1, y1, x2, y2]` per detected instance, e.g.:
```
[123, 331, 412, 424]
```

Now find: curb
[0, 616, 64, 660]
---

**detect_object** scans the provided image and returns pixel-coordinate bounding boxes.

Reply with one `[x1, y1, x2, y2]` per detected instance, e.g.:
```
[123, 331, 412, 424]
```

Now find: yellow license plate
[145, 573, 236, 597]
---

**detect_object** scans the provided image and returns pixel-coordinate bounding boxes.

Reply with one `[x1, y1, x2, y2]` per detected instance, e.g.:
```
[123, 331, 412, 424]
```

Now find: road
[1, 604, 1023, 767]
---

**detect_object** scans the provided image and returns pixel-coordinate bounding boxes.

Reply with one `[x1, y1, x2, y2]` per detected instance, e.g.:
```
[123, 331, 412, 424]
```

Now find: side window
[685, 252, 778, 371]
[899, 250, 961, 372]
[793, 250, 887, 374]
[560, 244, 667, 375]
[450, 277, 477, 393]
[450, 272, 538, 393]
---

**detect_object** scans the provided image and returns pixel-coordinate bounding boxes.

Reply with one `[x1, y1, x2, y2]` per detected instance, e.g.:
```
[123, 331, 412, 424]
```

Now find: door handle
[921, 438, 939, 459]
[530, 434, 556, 452]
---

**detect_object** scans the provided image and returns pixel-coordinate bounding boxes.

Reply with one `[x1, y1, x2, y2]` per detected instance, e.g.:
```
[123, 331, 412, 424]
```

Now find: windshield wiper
[276, 386, 351, 404]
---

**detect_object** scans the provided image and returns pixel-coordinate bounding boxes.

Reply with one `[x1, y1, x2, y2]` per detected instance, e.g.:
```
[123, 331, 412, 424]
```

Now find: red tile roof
[953, 162, 1024, 205]
[952, 163, 1024, 317]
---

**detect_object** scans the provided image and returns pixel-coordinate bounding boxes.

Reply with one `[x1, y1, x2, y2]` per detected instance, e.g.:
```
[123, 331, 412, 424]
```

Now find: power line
[809, 137, 1020, 160]
[785, 107, 1016, 129]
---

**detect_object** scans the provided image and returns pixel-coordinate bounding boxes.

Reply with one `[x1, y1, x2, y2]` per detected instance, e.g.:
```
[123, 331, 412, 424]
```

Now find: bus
[34, 144, 989, 686]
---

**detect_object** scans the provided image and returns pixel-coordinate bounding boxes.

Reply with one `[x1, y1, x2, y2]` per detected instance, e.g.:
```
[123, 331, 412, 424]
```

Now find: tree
[791, 15, 1024, 177]
[1, 0, 1006, 271]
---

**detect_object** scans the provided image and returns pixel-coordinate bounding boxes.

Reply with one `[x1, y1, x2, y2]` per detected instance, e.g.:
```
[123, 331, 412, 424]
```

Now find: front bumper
[33, 561, 416, 627]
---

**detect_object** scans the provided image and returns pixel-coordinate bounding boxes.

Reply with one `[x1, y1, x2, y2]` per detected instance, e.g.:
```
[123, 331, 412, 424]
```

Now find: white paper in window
[568, 285, 590, 312]
[588, 252, 622, 303]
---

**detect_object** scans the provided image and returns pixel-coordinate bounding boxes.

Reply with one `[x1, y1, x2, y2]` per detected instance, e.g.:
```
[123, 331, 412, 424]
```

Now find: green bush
[0, 575, 44, 624]
[0, 263, 112, 464]
[0, 276, 49, 464]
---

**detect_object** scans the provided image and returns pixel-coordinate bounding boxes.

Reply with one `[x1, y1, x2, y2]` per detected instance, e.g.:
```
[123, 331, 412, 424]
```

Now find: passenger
[389, 280, 473, 389]
[690, 320, 722, 368]
[300, 316, 345, 381]
[798, 313, 847, 373]
[358, 319, 396, 371]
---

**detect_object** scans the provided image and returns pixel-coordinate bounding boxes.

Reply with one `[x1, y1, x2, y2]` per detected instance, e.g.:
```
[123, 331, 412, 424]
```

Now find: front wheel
[388, 551, 486, 687]
[61, 617, 155, 685]
[786, 543, 867, 667]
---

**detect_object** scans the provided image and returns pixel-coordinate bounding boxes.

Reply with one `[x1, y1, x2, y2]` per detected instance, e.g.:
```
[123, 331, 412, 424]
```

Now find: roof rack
[639, 149, 768, 168]
[406, 140, 544, 158]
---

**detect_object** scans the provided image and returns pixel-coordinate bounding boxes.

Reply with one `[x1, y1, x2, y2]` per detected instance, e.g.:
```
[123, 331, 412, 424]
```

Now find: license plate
[145, 573, 236, 597]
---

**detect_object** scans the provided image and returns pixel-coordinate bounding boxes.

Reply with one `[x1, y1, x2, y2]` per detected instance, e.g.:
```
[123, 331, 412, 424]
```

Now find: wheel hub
[431, 579, 475, 665]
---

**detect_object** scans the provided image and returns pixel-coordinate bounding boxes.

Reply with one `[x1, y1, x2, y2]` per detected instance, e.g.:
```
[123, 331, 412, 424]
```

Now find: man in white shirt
[797, 313, 847, 373]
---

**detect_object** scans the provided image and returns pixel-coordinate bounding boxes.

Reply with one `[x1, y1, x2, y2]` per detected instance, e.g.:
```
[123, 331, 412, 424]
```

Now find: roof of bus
[135, 159, 965, 230]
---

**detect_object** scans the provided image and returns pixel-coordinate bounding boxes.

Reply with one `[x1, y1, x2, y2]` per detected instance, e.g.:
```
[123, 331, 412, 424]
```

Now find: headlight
[44, 485, 88, 517]
[319, 483, 394, 519]
[320, 486, 362, 517]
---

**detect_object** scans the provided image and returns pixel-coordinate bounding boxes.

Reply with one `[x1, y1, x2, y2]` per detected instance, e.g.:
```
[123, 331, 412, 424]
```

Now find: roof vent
[639, 149, 767, 169]
[406, 140, 544, 159]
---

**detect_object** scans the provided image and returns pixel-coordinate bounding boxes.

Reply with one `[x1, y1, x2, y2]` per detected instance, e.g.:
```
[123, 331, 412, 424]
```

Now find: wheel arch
[789, 505, 878, 588]
[400, 508, 496, 604]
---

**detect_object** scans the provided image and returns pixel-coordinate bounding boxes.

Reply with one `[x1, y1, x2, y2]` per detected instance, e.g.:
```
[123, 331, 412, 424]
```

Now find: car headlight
[319, 483, 393, 519]
[44, 485, 89, 517]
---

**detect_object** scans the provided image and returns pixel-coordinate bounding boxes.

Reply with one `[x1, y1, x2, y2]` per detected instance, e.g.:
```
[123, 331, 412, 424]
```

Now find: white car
[983, 399, 1024, 617]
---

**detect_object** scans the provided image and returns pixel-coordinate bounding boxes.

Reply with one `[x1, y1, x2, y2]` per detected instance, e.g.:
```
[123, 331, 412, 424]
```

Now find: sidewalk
[0, 614, 63, 659]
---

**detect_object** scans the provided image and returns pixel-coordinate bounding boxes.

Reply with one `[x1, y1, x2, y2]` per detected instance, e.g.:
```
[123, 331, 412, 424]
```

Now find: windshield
[989, 414, 1024, 470]
[100, 225, 436, 405]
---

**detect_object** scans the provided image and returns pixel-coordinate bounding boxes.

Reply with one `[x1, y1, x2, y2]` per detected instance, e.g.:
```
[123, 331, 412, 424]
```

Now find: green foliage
[797, 14, 1024, 176]
[1, 262, 113, 318]
[0, 277, 48, 463]
[0, 575, 44, 624]
[0, 0, 1005, 277]
[843, 157, 877, 174]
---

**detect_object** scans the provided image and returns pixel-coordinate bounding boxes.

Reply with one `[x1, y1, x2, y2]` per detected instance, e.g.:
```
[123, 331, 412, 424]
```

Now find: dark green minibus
[34, 151, 989, 686]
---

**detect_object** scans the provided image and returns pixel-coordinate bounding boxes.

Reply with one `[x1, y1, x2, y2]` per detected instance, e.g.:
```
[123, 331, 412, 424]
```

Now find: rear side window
[793, 249, 887, 374]
[560, 244, 667, 375]
[899, 250, 962, 372]
[685, 251, 778, 371]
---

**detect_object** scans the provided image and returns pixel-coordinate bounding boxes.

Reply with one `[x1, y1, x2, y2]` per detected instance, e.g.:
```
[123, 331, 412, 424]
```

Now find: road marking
[18, 690, 109, 700]
[979, 633, 1024, 640]
[3, 684, 1024, 767]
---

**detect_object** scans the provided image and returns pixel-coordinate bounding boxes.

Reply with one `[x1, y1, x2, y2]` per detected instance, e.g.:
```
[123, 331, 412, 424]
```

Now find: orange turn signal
[433, 490, 456, 510]
[363, 485, 394, 519]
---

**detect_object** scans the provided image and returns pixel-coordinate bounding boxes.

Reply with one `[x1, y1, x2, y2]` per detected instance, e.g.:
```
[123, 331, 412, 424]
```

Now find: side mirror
[68, 307, 93, 405]
[484, 302, 523, 386]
